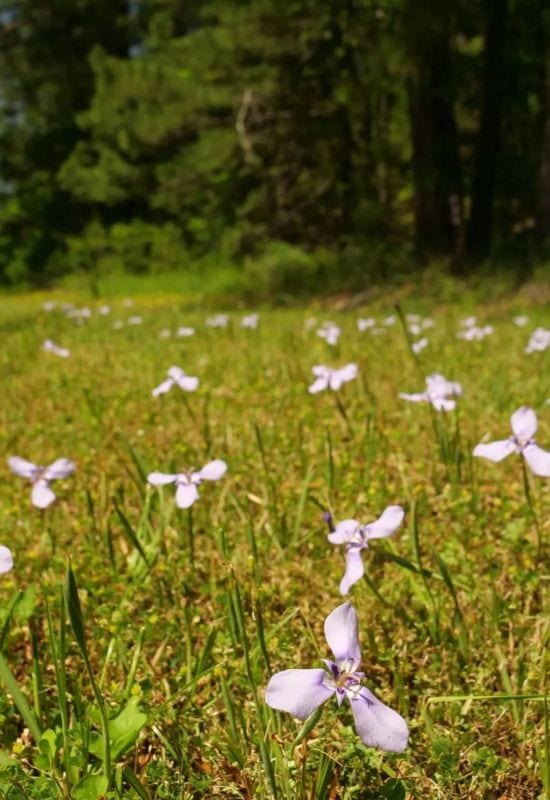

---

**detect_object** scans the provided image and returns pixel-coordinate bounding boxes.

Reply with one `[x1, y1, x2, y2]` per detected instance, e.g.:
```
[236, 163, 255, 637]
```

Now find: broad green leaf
[72, 774, 109, 800]
[89, 697, 147, 761]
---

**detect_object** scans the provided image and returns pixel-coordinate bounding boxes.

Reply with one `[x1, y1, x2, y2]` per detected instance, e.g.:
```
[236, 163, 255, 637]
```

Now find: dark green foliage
[0, 0, 549, 286]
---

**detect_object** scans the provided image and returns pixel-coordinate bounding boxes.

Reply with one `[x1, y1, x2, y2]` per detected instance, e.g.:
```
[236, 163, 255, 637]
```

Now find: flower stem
[521, 458, 542, 560]
[187, 506, 195, 565]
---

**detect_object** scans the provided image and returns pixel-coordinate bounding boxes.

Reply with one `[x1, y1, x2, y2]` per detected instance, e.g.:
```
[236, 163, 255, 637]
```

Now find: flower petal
[0, 546, 13, 574]
[152, 378, 174, 397]
[324, 603, 361, 665]
[31, 480, 56, 509]
[473, 439, 515, 462]
[328, 519, 360, 544]
[431, 397, 455, 411]
[197, 460, 227, 481]
[426, 373, 462, 396]
[349, 686, 409, 752]
[7, 456, 37, 479]
[329, 373, 344, 390]
[336, 363, 358, 383]
[265, 669, 333, 720]
[43, 458, 75, 480]
[339, 549, 365, 595]
[308, 377, 328, 394]
[147, 472, 178, 486]
[523, 444, 550, 477]
[177, 375, 199, 392]
[399, 392, 427, 403]
[365, 505, 404, 540]
[175, 482, 199, 508]
[510, 406, 537, 440]
[167, 366, 184, 381]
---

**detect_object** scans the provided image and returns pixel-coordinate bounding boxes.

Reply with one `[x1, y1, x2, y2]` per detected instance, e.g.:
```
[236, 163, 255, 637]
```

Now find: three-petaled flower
[525, 327, 550, 354]
[206, 314, 228, 328]
[308, 364, 358, 394]
[241, 313, 259, 329]
[0, 546, 13, 574]
[265, 603, 409, 752]
[399, 373, 462, 411]
[317, 322, 341, 346]
[473, 406, 550, 477]
[8, 456, 75, 508]
[43, 339, 70, 358]
[328, 506, 405, 594]
[152, 366, 199, 397]
[147, 459, 227, 508]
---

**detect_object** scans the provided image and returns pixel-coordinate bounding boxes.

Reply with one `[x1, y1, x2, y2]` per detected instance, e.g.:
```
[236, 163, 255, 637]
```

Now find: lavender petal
[324, 603, 361, 664]
[349, 686, 409, 753]
[265, 668, 333, 720]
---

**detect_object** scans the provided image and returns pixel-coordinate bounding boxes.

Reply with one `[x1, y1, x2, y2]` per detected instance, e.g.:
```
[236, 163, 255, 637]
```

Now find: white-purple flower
[8, 456, 75, 509]
[457, 325, 493, 341]
[0, 546, 13, 574]
[147, 459, 227, 508]
[357, 318, 375, 332]
[128, 315, 143, 326]
[328, 506, 405, 594]
[411, 337, 428, 354]
[409, 318, 434, 336]
[176, 326, 195, 338]
[241, 313, 259, 329]
[67, 307, 92, 321]
[399, 373, 463, 411]
[265, 603, 409, 752]
[152, 366, 199, 397]
[43, 339, 70, 358]
[473, 406, 550, 477]
[513, 315, 528, 327]
[206, 314, 229, 328]
[525, 327, 550, 354]
[308, 363, 358, 394]
[317, 322, 341, 346]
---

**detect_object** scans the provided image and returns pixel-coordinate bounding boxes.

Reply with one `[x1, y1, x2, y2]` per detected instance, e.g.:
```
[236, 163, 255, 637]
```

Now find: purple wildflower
[152, 366, 199, 397]
[308, 363, 358, 394]
[399, 373, 462, 411]
[42, 339, 70, 358]
[317, 321, 341, 346]
[147, 459, 227, 508]
[328, 506, 405, 594]
[265, 603, 409, 752]
[473, 406, 550, 477]
[8, 456, 75, 509]
[0, 546, 13, 574]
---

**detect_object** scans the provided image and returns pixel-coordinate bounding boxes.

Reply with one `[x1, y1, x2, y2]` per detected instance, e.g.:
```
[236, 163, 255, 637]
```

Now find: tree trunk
[466, 0, 508, 261]
[406, 0, 462, 259]
[539, 49, 550, 243]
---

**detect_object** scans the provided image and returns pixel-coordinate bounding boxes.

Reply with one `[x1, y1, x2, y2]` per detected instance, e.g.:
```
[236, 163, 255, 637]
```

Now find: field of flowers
[0, 290, 548, 799]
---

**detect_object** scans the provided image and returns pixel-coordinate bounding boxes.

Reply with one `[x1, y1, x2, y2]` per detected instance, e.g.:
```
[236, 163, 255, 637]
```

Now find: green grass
[0, 289, 548, 799]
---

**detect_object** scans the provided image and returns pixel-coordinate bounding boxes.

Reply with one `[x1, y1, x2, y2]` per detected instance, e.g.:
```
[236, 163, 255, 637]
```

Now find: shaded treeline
[0, 0, 549, 287]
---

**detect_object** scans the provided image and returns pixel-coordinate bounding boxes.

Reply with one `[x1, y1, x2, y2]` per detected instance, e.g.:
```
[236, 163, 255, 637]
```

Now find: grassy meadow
[0, 287, 548, 799]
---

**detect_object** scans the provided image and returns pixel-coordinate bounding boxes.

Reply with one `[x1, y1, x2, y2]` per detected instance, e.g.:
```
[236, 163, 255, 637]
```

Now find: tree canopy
[0, 0, 549, 287]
